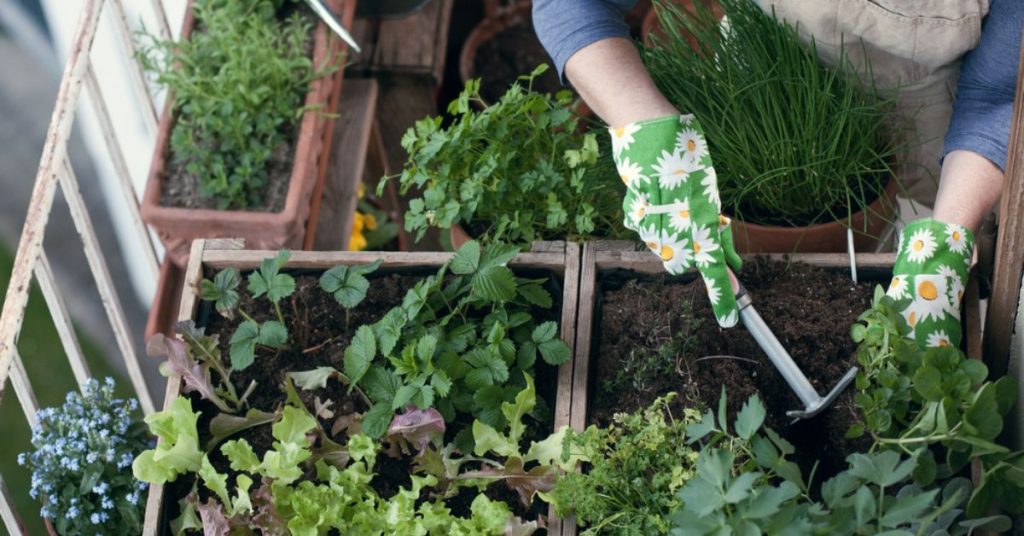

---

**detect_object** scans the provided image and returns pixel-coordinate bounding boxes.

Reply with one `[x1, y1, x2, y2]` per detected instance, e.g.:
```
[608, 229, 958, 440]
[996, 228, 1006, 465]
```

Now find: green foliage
[668, 393, 1004, 535]
[138, 0, 330, 209]
[386, 64, 626, 244]
[132, 397, 203, 485]
[18, 379, 149, 536]
[644, 0, 900, 226]
[851, 288, 1024, 516]
[201, 251, 296, 370]
[149, 321, 246, 412]
[550, 394, 701, 535]
[199, 267, 240, 319]
[319, 260, 382, 308]
[600, 314, 702, 398]
[351, 241, 571, 437]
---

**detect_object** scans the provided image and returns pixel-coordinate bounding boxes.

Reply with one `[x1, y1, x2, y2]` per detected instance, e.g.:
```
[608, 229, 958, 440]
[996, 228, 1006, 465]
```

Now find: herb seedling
[201, 250, 295, 370]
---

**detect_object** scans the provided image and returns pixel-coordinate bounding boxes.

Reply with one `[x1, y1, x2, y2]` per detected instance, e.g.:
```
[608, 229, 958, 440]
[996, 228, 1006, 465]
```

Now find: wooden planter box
[142, 238, 582, 535]
[562, 241, 984, 535]
[140, 0, 356, 267]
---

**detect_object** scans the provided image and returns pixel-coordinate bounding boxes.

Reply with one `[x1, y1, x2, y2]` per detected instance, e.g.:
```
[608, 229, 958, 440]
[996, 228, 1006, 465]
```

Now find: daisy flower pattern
[675, 127, 707, 164]
[628, 193, 650, 228]
[608, 113, 739, 330]
[905, 228, 937, 263]
[886, 274, 909, 300]
[609, 123, 641, 157]
[669, 199, 692, 233]
[616, 157, 648, 189]
[656, 230, 693, 274]
[691, 224, 720, 266]
[705, 277, 721, 306]
[701, 169, 721, 210]
[910, 274, 952, 324]
[926, 330, 952, 348]
[653, 150, 698, 190]
[945, 223, 969, 254]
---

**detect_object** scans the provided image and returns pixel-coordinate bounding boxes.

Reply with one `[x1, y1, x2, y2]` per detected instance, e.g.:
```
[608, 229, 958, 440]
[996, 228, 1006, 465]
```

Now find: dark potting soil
[591, 257, 877, 480]
[160, 5, 316, 213]
[473, 20, 563, 104]
[163, 267, 565, 529]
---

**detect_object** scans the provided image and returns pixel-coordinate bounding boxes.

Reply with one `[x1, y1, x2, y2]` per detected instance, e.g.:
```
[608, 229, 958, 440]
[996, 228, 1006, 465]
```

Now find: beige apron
[753, 0, 989, 206]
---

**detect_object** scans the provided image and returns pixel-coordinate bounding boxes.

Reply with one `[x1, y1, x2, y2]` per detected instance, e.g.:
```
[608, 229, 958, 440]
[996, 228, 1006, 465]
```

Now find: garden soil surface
[591, 257, 877, 481]
[474, 20, 563, 104]
[164, 268, 561, 528]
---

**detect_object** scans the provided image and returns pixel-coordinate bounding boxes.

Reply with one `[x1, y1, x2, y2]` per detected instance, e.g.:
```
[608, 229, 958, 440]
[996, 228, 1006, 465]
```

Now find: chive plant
[643, 0, 902, 226]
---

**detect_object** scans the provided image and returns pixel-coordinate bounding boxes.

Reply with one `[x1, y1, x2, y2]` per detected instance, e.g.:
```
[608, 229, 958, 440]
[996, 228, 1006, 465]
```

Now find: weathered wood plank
[108, 0, 158, 135]
[35, 250, 91, 387]
[594, 250, 899, 273]
[313, 79, 379, 251]
[984, 43, 1024, 378]
[349, 0, 453, 81]
[201, 249, 567, 273]
[0, 474, 26, 536]
[0, 0, 101, 400]
[550, 241, 579, 536]
[570, 242, 599, 434]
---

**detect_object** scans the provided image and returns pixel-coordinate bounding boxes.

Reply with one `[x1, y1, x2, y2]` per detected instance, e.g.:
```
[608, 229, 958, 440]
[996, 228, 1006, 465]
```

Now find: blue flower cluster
[18, 378, 150, 536]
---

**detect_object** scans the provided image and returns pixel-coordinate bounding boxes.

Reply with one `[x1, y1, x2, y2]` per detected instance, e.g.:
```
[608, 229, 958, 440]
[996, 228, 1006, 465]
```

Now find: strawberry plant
[344, 241, 571, 441]
[386, 65, 626, 245]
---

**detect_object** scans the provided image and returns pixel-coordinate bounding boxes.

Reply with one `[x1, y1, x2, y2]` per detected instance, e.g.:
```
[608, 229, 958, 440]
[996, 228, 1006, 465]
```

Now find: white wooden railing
[0, 0, 171, 532]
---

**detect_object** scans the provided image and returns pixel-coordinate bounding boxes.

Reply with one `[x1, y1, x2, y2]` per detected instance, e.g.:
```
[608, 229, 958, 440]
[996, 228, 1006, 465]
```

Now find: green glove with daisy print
[610, 114, 742, 327]
[885, 218, 974, 349]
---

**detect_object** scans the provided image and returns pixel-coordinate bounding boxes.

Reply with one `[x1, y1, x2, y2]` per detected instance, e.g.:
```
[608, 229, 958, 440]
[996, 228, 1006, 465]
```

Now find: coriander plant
[386, 65, 626, 244]
[20, 378, 149, 536]
[138, 0, 329, 209]
[550, 393, 701, 535]
[644, 0, 901, 226]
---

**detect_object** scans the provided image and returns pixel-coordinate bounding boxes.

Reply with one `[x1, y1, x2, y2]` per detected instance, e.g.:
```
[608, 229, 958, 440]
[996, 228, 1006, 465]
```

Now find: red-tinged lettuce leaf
[388, 406, 445, 454]
[197, 498, 230, 536]
[148, 333, 232, 413]
[250, 479, 288, 534]
[461, 458, 557, 508]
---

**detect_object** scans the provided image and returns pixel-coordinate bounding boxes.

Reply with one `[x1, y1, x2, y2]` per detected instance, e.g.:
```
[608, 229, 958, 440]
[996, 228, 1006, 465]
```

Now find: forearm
[564, 38, 678, 126]
[933, 150, 1003, 234]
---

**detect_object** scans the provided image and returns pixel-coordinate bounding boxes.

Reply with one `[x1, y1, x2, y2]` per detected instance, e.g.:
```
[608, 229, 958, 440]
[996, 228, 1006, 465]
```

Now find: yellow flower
[364, 212, 377, 231]
[357, 182, 367, 199]
[349, 212, 368, 251]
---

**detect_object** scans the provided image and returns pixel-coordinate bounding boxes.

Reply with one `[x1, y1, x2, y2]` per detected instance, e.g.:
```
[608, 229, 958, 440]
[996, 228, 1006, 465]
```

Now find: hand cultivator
[731, 273, 858, 421]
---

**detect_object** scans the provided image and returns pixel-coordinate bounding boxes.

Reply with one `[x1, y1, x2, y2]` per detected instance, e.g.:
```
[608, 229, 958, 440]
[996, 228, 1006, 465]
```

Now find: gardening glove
[886, 218, 974, 349]
[609, 114, 742, 327]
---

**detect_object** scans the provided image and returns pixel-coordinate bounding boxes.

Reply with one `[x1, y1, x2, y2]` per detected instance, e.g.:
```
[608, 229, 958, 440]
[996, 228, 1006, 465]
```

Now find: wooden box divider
[144, 238, 582, 535]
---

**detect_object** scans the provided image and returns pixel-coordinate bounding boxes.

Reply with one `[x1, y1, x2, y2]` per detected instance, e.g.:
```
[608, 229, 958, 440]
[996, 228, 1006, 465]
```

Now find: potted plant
[138, 0, 355, 266]
[18, 378, 150, 536]
[459, 1, 564, 106]
[135, 239, 581, 534]
[388, 66, 628, 250]
[643, 0, 901, 253]
[550, 241, 1022, 533]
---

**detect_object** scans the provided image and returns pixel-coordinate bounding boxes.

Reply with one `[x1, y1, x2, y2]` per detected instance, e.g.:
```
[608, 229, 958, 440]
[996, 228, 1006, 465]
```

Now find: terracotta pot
[641, 0, 724, 48]
[145, 258, 185, 340]
[140, 0, 356, 267]
[730, 180, 900, 254]
[458, 2, 533, 99]
[449, 224, 472, 250]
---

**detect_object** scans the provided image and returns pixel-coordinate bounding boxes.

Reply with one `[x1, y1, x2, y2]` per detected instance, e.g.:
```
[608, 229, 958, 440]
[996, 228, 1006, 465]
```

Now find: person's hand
[609, 114, 742, 327]
[885, 218, 974, 348]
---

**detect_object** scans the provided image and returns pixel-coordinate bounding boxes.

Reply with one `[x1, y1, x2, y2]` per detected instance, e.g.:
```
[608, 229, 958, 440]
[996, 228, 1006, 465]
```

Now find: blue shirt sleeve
[532, 0, 637, 81]
[943, 0, 1023, 171]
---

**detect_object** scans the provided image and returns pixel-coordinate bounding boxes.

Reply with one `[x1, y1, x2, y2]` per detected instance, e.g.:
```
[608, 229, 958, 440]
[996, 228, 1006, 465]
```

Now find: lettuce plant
[19, 378, 149, 536]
